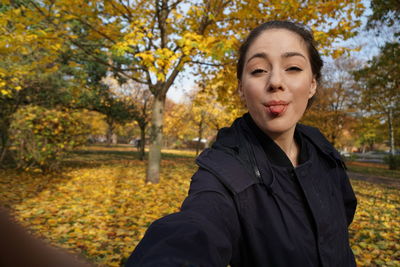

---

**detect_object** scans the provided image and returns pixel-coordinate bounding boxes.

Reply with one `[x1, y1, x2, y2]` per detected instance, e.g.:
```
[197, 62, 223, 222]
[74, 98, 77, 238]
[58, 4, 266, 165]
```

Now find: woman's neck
[267, 127, 299, 167]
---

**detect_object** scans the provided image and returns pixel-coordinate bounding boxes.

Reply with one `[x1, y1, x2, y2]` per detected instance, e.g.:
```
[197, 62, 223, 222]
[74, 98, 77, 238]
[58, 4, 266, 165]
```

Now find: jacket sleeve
[125, 168, 241, 267]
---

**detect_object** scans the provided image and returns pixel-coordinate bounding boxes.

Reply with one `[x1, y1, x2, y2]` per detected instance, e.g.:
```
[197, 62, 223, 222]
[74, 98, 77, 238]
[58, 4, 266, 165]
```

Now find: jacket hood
[196, 114, 264, 194]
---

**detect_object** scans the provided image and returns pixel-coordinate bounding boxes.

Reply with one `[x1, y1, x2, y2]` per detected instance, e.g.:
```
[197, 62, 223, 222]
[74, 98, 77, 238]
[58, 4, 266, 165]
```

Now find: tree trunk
[0, 122, 11, 165]
[196, 113, 204, 156]
[106, 118, 114, 146]
[139, 122, 146, 161]
[0, 138, 9, 165]
[146, 94, 166, 183]
[388, 107, 395, 155]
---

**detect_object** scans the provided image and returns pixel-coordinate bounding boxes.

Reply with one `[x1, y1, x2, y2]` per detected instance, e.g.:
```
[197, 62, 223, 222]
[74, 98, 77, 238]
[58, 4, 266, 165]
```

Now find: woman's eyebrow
[246, 52, 268, 64]
[282, 51, 306, 59]
[247, 51, 306, 64]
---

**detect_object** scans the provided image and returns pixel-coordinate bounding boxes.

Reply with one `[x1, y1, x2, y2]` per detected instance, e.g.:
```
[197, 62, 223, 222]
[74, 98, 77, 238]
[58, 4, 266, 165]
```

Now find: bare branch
[169, 0, 184, 10]
[190, 60, 226, 67]
[117, 0, 134, 22]
[109, 1, 133, 23]
[162, 55, 185, 95]
[28, 0, 148, 84]
[67, 14, 118, 44]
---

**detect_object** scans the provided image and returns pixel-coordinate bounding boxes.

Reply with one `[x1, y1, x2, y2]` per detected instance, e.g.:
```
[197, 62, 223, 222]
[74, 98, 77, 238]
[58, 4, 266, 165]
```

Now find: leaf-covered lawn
[346, 161, 400, 179]
[0, 146, 399, 266]
[349, 179, 400, 267]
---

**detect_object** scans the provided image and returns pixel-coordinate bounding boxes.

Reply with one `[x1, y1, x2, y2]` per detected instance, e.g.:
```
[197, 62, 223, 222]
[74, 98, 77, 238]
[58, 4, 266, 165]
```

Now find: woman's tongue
[268, 105, 286, 115]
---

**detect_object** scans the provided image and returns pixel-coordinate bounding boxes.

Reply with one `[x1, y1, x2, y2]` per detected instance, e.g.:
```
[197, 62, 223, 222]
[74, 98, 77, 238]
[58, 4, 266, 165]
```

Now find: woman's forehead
[245, 29, 309, 60]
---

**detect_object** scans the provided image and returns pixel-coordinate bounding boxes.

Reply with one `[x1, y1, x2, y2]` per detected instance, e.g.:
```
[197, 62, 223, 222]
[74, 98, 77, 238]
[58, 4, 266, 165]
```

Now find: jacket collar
[243, 113, 309, 167]
[196, 114, 340, 194]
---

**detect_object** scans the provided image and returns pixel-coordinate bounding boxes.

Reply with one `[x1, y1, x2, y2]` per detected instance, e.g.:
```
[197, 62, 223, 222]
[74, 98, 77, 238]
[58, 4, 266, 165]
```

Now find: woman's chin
[259, 119, 296, 137]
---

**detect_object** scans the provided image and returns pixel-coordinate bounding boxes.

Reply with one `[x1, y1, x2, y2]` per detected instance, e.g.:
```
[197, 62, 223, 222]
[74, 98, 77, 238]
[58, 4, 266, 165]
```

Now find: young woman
[126, 21, 357, 267]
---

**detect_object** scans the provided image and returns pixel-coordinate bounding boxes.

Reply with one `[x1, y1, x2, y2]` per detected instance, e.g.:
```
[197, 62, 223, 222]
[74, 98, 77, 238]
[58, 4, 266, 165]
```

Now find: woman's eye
[251, 69, 266, 75]
[286, 66, 302, 71]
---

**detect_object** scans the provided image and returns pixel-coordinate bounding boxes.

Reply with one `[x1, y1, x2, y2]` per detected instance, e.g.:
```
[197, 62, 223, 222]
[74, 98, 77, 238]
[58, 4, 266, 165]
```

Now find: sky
[167, 71, 195, 103]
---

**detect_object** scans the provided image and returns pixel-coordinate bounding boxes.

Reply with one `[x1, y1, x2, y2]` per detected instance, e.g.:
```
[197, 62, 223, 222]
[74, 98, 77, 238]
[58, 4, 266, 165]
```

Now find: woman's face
[239, 28, 317, 138]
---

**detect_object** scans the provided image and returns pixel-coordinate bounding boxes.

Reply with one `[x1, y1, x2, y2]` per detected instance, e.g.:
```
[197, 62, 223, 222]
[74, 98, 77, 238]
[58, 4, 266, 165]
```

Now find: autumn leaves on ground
[0, 146, 398, 267]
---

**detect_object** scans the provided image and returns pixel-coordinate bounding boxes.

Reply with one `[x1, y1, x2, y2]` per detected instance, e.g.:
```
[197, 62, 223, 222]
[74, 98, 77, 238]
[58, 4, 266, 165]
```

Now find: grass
[0, 145, 399, 266]
[74, 144, 197, 159]
[346, 161, 400, 179]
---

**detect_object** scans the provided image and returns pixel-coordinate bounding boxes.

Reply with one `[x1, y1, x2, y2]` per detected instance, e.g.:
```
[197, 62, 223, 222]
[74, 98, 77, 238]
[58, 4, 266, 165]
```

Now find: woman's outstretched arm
[125, 168, 241, 267]
[0, 207, 92, 267]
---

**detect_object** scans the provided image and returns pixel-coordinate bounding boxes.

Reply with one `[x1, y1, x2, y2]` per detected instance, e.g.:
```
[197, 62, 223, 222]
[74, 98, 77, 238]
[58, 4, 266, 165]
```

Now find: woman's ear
[238, 81, 248, 108]
[308, 77, 317, 99]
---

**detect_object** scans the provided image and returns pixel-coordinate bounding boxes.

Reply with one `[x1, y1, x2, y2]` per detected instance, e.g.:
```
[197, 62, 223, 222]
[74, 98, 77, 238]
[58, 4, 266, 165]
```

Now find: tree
[353, 42, 400, 155]
[352, 114, 384, 152]
[367, 0, 400, 30]
[77, 59, 135, 146]
[302, 57, 358, 147]
[0, 1, 80, 164]
[189, 89, 213, 155]
[188, 81, 238, 154]
[10, 105, 90, 171]
[163, 99, 192, 148]
[105, 78, 153, 160]
[361, 0, 400, 162]
[13, 0, 365, 182]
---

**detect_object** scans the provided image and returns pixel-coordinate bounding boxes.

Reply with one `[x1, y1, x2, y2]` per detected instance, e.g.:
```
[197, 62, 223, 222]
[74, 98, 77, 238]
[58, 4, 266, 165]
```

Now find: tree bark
[0, 120, 12, 165]
[388, 107, 395, 155]
[196, 112, 205, 156]
[146, 93, 166, 183]
[0, 130, 9, 165]
[106, 117, 114, 146]
[138, 122, 146, 161]
[0, 141, 9, 166]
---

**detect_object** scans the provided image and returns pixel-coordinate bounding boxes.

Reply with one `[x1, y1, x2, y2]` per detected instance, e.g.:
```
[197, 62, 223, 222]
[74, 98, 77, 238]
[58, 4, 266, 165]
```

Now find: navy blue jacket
[126, 114, 357, 267]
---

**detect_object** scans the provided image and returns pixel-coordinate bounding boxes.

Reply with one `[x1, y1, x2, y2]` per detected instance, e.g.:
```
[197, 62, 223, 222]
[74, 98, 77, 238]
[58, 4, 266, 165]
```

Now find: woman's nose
[268, 69, 283, 91]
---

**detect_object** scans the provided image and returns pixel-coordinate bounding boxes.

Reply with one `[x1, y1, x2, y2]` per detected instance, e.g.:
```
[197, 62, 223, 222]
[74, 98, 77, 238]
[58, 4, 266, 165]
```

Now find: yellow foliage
[3, 0, 366, 130]
[349, 180, 400, 266]
[0, 148, 195, 265]
[0, 3, 66, 97]
[0, 146, 398, 266]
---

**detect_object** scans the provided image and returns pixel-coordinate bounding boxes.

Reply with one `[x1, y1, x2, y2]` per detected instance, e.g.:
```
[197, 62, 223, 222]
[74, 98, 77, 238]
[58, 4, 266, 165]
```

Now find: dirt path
[348, 171, 400, 189]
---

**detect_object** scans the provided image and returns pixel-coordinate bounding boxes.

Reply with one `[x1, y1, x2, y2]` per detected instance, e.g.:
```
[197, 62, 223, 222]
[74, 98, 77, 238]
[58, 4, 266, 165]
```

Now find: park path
[348, 171, 400, 189]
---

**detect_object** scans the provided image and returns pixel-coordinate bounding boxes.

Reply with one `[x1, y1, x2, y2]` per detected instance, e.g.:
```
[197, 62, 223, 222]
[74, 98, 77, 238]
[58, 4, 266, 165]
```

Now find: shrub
[10, 105, 90, 171]
[384, 154, 400, 170]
